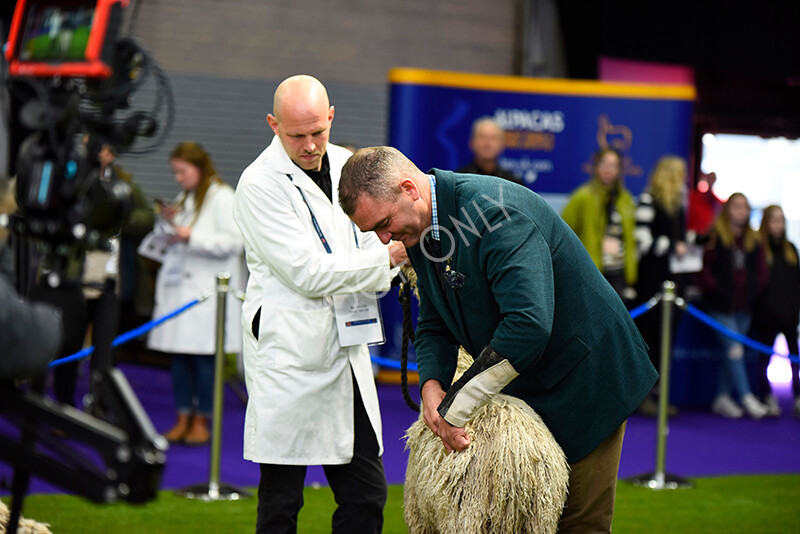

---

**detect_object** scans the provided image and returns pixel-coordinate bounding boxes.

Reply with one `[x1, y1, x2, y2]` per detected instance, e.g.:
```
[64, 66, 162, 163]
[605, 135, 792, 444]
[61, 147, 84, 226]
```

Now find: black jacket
[753, 241, 800, 330]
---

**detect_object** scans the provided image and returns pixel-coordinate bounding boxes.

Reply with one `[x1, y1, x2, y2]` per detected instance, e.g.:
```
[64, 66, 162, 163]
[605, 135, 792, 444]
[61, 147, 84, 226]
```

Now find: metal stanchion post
[627, 280, 694, 490]
[177, 273, 251, 501]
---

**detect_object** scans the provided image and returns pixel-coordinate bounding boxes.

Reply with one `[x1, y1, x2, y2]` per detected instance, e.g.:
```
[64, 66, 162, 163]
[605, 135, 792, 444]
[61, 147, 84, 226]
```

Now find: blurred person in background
[98, 144, 156, 340]
[562, 147, 637, 302]
[698, 192, 769, 419]
[146, 141, 244, 445]
[748, 205, 800, 418]
[458, 116, 522, 185]
[49, 142, 155, 408]
[687, 171, 723, 240]
[633, 155, 696, 416]
[5, 171, 89, 408]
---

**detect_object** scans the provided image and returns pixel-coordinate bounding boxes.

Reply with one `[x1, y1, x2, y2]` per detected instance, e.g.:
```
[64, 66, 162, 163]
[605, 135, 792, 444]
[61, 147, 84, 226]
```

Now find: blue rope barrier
[48, 293, 211, 368]
[683, 303, 800, 364]
[371, 355, 418, 372]
[48, 285, 800, 376]
[629, 297, 660, 320]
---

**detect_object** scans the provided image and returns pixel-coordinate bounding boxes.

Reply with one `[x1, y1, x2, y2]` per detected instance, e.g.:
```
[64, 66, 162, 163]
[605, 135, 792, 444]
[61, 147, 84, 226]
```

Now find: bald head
[273, 75, 330, 121]
[268, 75, 335, 171]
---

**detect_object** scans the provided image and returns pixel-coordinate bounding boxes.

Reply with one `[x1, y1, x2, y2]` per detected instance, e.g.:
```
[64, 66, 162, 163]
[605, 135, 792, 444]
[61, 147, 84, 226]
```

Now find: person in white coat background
[234, 75, 407, 534]
[147, 141, 245, 445]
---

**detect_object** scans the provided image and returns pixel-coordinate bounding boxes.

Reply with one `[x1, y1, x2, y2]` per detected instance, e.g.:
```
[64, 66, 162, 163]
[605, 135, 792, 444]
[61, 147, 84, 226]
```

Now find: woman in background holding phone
[146, 141, 244, 445]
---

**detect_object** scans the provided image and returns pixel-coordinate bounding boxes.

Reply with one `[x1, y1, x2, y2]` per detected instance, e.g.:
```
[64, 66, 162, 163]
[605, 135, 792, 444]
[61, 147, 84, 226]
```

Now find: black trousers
[255, 375, 387, 534]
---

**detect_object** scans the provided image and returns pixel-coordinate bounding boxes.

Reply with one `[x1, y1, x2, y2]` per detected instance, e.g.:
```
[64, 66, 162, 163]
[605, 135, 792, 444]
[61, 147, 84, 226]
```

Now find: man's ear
[266, 114, 279, 136]
[400, 178, 420, 201]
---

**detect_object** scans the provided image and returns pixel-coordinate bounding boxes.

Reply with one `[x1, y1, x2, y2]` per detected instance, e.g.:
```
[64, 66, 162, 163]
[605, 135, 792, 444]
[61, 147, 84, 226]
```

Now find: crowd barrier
[48, 276, 799, 495]
[51, 281, 797, 371]
[49, 274, 247, 501]
[681, 304, 800, 364]
[628, 282, 693, 490]
[48, 290, 214, 368]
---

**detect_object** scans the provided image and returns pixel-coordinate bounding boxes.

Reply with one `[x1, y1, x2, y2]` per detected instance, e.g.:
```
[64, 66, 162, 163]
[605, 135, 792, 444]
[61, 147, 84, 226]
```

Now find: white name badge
[669, 244, 704, 274]
[333, 292, 386, 347]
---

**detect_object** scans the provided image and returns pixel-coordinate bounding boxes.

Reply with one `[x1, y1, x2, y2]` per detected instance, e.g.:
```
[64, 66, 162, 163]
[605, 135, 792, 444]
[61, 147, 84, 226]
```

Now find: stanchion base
[625, 472, 694, 490]
[176, 482, 252, 501]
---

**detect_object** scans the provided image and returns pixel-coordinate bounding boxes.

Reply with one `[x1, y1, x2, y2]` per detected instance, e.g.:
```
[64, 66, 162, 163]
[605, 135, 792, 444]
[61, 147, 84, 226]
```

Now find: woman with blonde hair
[147, 142, 244, 444]
[698, 192, 769, 419]
[635, 156, 694, 297]
[633, 155, 695, 415]
[748, 205, 800, 418]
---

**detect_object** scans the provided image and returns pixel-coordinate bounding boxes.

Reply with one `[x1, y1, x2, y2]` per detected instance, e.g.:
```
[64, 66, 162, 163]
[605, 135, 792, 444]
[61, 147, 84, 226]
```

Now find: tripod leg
[6, 457, 31, 533]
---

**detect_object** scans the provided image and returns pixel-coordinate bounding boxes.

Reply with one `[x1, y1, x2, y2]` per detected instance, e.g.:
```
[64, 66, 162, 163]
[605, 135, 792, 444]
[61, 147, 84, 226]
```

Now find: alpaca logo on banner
[585, 114, 644, 180]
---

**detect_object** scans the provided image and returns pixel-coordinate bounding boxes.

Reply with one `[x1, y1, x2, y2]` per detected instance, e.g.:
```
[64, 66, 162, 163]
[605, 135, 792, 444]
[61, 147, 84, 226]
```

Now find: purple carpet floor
[2, 362, 800, 497]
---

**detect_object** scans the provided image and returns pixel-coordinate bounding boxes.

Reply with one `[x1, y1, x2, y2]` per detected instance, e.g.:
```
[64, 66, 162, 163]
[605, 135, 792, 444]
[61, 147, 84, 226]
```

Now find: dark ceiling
[558, 1, 800, 137]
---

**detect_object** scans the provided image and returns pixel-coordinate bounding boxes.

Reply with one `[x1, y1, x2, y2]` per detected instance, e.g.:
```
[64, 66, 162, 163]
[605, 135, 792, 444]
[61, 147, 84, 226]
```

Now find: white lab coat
[147, 181, 245, 355]
[234, 138, 393, 465]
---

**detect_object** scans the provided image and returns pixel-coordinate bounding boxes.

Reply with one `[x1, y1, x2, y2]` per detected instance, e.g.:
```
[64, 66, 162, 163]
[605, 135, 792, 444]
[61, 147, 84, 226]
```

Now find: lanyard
[286, 174, 359, 253]
[428, 174, 440, 241]
[426, 174, 465, 289]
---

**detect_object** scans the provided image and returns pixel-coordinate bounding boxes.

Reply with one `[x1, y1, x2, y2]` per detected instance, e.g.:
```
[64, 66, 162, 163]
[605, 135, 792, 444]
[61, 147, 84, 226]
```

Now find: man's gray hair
[339, 146, 419, 215]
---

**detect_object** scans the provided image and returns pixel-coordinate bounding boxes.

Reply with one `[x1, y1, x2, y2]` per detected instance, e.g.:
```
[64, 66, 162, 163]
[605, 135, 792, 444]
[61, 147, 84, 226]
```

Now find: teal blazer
[408, 169, 657, 462]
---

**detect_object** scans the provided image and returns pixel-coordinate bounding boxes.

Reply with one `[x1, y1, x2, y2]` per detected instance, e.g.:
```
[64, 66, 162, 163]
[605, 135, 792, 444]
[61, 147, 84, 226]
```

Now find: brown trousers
[558, 421, 627, 533]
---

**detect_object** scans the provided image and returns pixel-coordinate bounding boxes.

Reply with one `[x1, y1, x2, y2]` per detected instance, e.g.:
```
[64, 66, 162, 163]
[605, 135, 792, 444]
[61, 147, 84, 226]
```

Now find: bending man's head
[339, 146, 431, 247]
[267, 75, 334, 171]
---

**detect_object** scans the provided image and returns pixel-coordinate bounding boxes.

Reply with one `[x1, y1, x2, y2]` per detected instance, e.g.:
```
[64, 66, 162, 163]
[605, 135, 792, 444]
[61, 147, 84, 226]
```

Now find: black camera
[1, 0, 174, 528]
[5, 0, 171, 268]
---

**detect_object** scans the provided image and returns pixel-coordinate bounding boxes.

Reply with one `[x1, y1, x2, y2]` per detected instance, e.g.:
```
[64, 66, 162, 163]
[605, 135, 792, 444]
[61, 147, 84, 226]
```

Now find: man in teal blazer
[339, 146, 657, 533]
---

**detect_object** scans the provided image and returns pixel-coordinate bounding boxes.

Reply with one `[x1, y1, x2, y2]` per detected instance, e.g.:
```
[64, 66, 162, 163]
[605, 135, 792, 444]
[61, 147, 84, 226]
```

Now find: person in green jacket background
[561, 147, 638, 302]
[339, 146, 657, 534]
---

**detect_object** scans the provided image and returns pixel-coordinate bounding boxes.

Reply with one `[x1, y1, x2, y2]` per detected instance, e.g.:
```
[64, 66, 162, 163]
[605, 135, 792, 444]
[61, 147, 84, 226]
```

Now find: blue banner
[388, 68, 695, 197]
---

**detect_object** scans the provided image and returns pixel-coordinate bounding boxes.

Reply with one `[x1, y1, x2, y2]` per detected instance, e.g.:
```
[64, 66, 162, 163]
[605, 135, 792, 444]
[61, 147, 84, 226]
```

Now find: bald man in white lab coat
[234, 75, 407, 534]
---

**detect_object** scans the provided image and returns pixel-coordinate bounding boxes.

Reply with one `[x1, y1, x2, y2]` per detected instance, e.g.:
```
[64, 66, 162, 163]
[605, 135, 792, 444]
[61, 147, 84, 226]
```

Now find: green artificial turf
[3, 475, 798, 533]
